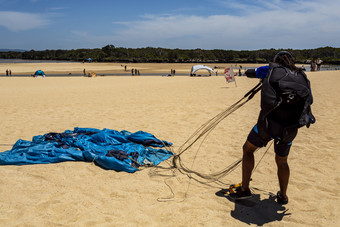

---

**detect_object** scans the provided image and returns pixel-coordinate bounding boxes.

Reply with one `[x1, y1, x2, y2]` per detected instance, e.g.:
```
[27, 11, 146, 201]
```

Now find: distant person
[131, 68, 134, 76]
[316, 58, 323, 71]
[6, 69, 8, 76]
[229, 51, 315, 204]
[83, 68, 86, 76]
[311, 60, 316, 71]
[9, 70, 11, 76]
[125, 65, 127, 71]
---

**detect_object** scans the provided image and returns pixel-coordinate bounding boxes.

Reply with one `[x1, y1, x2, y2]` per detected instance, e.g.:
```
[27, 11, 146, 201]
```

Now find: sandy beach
[0, 62, 339, 226]
[0, 61, 263, 77]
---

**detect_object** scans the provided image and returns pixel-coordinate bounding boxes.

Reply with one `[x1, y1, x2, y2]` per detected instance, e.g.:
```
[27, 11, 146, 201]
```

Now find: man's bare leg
[275, 154, 289, 200]
[241, 140, 258, 191]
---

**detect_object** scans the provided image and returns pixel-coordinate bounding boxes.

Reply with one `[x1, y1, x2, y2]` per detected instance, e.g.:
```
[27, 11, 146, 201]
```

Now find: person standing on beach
[311, 60, 316, 71]
[316, 58, 323, 71]
[229, 51, 315, 204]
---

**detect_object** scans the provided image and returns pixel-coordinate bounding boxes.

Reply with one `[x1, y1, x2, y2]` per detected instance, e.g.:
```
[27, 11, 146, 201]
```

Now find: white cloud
[110, 0, 340, 49]
[0, 11, 49, 32]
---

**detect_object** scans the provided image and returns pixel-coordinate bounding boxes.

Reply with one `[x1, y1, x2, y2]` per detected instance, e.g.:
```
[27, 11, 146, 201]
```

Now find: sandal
[228, 186, 252, 200]
[276, 191, 288, 204]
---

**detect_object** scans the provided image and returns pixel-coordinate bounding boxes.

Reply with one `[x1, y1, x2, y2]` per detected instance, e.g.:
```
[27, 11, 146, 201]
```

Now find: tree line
[1, 45, 340, 64]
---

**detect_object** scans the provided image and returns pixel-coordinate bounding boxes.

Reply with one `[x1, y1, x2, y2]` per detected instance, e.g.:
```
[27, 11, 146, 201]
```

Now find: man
[229, 51, 315, 204]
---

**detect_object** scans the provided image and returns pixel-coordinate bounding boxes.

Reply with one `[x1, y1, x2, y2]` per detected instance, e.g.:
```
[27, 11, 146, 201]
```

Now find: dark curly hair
[273, 51, 300, 71]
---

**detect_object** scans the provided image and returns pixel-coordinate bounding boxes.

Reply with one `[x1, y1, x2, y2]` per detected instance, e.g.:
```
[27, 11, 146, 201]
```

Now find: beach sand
[0, 63, 339, 226]
[0, 62, 261, 76]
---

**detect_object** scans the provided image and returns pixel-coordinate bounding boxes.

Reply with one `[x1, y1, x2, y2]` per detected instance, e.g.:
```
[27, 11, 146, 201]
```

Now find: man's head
[273, 51, 296, 70]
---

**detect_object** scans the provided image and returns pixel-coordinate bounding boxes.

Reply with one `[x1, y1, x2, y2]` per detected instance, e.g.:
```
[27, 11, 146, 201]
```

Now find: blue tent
[0, 127, 173, 173]
[34, 70, 45, 76]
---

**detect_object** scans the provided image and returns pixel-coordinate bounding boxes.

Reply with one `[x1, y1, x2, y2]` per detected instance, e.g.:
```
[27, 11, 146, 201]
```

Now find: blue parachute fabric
[121, 130, 172, 147]
[0, 127, 173, 173]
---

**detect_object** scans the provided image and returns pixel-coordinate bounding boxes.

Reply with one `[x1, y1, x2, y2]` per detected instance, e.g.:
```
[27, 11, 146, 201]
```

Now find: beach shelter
[34, 70, 45, 77]
[190, 65, 215, 76]
[87, 58, 93, 62]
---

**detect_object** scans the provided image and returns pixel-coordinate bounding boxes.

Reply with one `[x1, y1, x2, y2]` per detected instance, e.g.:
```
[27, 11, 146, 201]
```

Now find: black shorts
[247, 124, 297, 157]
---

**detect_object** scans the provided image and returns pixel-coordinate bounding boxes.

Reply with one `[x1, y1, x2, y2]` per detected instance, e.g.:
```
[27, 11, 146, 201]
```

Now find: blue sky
[0, 0, 339, 50]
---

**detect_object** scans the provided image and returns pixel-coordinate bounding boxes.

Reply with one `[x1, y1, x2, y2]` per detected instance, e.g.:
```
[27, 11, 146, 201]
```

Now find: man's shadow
[216, 189, 291, 226]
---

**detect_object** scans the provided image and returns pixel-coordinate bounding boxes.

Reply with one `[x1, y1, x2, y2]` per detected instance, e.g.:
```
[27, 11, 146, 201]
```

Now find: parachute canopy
[0, 127, 173, 173]
[190, 65, 215, 75]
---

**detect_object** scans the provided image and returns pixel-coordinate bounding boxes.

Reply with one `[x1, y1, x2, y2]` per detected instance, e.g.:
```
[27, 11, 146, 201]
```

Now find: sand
[0, 62, 339, 226]
[0, 62, 261, 76]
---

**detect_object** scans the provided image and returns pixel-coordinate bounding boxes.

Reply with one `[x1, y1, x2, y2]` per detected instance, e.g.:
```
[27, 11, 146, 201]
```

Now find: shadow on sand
[216, 189, 291, 226]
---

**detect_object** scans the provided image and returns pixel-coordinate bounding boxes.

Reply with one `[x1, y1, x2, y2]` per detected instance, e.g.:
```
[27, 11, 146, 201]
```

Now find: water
[241, 65, 340, 72]
[0, 73, 190, 77]
[0, 59, 73, 63]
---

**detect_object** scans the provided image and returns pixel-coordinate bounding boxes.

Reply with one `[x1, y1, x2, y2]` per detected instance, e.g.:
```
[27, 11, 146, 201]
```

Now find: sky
[0, 0, 339, 51]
